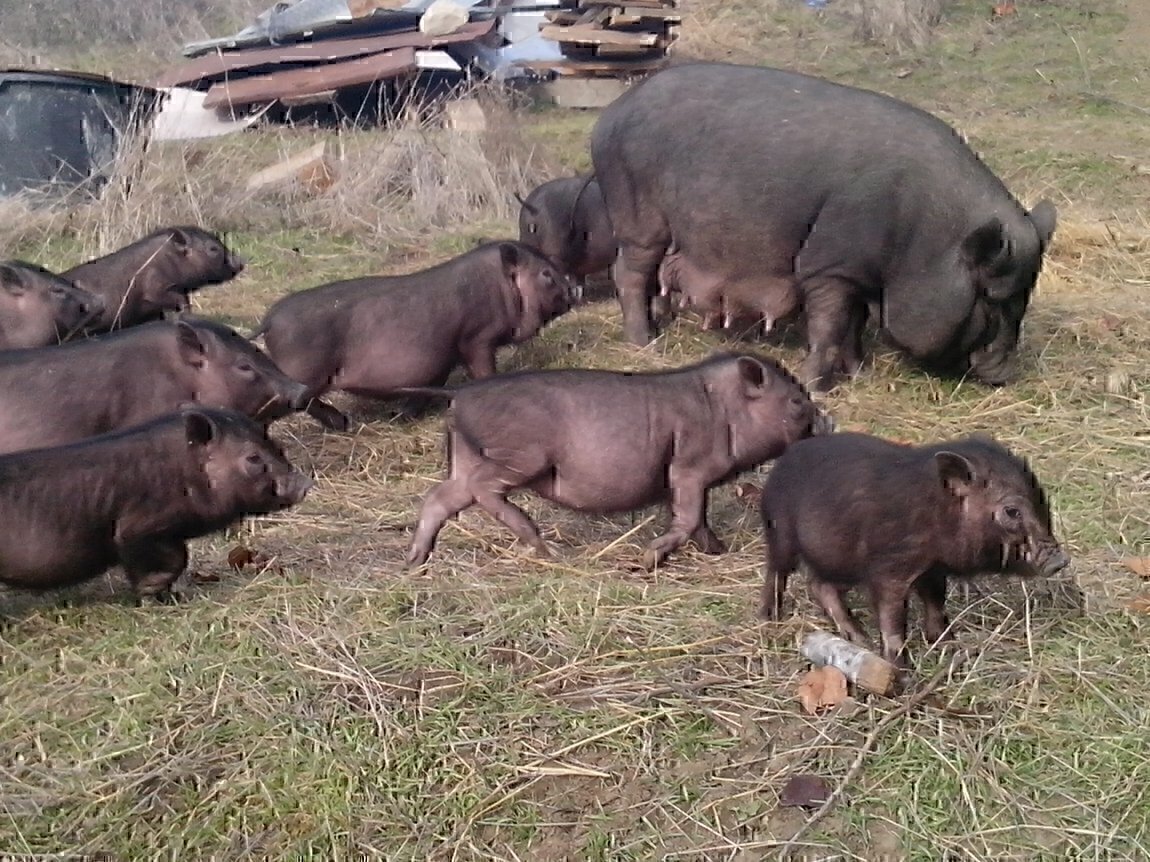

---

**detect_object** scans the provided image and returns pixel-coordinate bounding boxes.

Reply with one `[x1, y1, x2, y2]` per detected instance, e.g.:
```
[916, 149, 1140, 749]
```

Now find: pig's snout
[228, 253, 247, 276]
[1036, 545, 1070, 577]
[80, 292, 106, 317]
[277, 471, 314, 505]
[284, 380, 311, 411]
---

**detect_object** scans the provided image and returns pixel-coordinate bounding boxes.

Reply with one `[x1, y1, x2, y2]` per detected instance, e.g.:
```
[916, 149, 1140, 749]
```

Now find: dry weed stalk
[843, 0, 949, 52]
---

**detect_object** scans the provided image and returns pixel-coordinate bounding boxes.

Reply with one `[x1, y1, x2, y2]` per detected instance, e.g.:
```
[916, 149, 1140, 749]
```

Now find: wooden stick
[778, 649, 969, 858]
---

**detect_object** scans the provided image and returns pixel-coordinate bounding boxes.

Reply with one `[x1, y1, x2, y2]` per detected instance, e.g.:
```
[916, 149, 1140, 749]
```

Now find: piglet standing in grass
[405, 352, 833, 569]
[253, 240, 576, 431]
[759, 432, 1070, 665]
[63, 225, 245, 332]
[0, 406, 312, 605]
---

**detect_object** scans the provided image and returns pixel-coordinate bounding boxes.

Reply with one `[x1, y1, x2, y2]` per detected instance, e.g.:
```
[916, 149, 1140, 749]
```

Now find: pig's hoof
[529, 543, 553, 559]
[690, 528, 727, 555]
[640, 547, 667, 571]
[405, 549, 431, 569]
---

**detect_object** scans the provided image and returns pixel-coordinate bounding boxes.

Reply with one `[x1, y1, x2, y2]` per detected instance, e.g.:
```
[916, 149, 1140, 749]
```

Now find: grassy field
[2, 0, 1150, 858]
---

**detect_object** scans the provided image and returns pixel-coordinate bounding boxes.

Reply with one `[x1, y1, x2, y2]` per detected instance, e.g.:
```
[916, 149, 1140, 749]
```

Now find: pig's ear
[176, 320, 207, 367]
[935, 451, 977, 497]
[736, 356, 768, 397]
[1027, 199, 1058, 247]
[962, 218, 1006, 269]
[513, 193, 536, 215]
[184, 410, 218, 447]
[0, 265, 25, 296]
[169, 228, 191, 255]
[499, 242, 521, 278]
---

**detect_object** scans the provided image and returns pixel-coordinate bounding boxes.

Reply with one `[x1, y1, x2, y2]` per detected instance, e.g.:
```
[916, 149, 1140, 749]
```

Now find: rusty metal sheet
[155, 19, 495, 89]
[201, 46, 419, 110]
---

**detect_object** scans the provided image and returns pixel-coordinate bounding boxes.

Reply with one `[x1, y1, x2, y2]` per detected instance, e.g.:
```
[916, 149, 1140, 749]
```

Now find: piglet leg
[873, 582, 912, 666]
[642, 474, 709, 570]
[119, 538, 190, 605]
[462, 346, 498, 380]
[407, 477, 477, 567]
[914, 569, 953, 645]
[808, 580, 869, 645]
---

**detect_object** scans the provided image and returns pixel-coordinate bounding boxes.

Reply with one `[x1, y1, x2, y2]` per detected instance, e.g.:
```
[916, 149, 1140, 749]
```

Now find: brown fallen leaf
[992, 1, 1016, 18]
[1121, 557, 1150, 579]
[895, 67, 914, 79]
[797, 666, 849, 715]
[780, 774, 832, 808]
[191, 571, 221, 584]
[227, 546, 256, 570]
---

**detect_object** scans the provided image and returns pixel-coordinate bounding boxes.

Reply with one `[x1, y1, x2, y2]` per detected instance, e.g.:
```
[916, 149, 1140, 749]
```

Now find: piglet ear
[499, 242, 521, 279]
[176, 320, 207, 367]
[169, 228, 191, 254]
[0, 264, 25, 296]
[736, 356, 768, 398]
[184, 410, 217, 447]
[935, 451, 977, 497]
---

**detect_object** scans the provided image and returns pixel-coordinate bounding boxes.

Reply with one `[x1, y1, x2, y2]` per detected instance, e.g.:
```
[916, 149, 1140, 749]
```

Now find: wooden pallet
[537, 0, 678, 65]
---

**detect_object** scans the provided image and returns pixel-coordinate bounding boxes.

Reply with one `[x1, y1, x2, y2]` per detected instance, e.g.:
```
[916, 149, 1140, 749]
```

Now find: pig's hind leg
[469, 446, 553, 559]
[407, 438, 551, 565]
[119, 538, 190, 604]
[809, 578, 870, 646]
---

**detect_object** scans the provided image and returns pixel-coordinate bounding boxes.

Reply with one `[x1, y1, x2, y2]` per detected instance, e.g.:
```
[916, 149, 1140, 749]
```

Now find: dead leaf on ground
[992, 2, 1016, 18]
[1121, 557, 1150, 579]
[227, 545, 270, 571]
[780, 774, 832, 808]
[895, 68, 914, 79]
[797, 666, 849, 715]
[190, 571, 221, 584]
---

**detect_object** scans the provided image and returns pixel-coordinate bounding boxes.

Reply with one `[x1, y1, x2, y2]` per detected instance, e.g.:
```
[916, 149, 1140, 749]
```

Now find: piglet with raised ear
[63, 225, 245, 332]
[253, 240, 576, 431]
[760, 431, 1069, 665]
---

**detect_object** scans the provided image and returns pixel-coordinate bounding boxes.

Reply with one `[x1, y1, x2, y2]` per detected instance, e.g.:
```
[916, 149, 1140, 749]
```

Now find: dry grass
[841, 0, 950, 52]
[3, 0, 1150, 858]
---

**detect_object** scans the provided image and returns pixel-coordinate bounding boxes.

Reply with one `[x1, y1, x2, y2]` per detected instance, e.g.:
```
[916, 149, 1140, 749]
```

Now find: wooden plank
[579, 0, 674, 8]
[607, 7, 681, 25]
[153, 20, 493, 88]
[202, 47, 417, 109]
[540, 24, 658, 46]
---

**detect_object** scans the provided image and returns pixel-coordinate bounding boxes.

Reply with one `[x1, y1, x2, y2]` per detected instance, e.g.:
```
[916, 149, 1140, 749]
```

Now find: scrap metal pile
[154, 0, 679, 118]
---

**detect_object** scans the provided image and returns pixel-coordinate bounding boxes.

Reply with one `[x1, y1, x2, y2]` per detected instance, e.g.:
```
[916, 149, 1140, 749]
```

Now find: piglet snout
[277, 472, 314, 505]
[1037, 546, 1071, 577]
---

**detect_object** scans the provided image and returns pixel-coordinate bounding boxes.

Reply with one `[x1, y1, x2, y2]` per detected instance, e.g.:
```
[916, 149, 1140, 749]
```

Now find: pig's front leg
[118, 536, 190, 605]
[462, 344, 498, 380]
[641, 472, 710, 570]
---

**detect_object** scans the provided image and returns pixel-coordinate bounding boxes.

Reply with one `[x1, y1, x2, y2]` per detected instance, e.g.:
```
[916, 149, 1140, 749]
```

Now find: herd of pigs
[0, 62, 1078, 666]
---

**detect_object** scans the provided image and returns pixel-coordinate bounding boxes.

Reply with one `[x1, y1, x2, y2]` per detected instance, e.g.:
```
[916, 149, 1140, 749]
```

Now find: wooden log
[800, 630, 898, 696]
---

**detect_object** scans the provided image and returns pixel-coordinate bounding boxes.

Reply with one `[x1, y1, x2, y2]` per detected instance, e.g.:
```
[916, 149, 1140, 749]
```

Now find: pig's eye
[1003, 505, 1022, 522]
[50, 286, 65, 296]
[245, 453, 265, 471]
[236, 361, 254, 374]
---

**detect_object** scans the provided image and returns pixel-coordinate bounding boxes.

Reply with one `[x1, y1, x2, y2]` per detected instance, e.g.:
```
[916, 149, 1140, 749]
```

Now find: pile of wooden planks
[535, 0, 679, 77]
